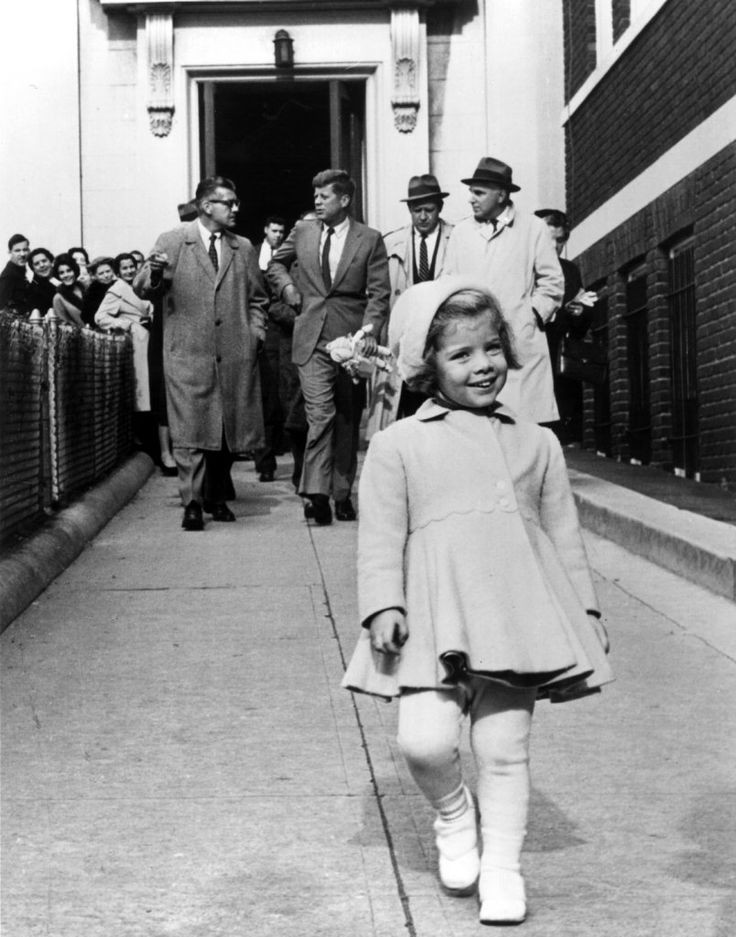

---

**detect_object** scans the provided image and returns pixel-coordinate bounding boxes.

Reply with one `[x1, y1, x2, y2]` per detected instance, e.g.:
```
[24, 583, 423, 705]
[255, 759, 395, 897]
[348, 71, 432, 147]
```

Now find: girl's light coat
[343, 401, 612, 699]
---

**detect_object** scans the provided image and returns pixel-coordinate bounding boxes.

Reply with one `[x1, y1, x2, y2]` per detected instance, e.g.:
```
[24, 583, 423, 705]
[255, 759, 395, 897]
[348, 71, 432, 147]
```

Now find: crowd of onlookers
[0, 234, 176, 472]
[0, 236, 149, 329]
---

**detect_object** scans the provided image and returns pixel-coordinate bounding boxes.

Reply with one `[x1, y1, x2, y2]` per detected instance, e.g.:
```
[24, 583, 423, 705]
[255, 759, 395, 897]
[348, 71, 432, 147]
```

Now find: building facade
[3, 0, 565, 252]
[563, 0, 736, 485]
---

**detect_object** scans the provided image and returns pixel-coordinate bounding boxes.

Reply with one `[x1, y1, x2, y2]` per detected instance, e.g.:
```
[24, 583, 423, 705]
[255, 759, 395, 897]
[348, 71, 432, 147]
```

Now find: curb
[0, 453, 155, 633]
[569, 469, 736, 602]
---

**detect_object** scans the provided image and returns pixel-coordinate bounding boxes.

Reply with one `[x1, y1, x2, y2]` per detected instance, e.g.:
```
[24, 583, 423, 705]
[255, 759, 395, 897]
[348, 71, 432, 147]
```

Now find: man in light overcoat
[445, 157, 564, 424]
[135, 176, 268, 530]
[267, 169, 390, 525]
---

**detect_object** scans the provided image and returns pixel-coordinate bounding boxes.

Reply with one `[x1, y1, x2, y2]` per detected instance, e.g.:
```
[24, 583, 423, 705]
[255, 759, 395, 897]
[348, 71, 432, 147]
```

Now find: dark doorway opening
[198, 80, 365, 243]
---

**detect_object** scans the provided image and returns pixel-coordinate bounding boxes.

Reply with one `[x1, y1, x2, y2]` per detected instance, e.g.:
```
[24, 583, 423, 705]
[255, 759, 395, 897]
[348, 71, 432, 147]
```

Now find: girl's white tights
[397, 680, 536, 872]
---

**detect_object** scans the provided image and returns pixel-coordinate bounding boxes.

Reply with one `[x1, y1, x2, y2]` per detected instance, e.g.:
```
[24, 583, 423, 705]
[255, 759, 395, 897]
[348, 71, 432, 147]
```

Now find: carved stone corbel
[390, 7, 420, 133]
[146, 13, 174, 137]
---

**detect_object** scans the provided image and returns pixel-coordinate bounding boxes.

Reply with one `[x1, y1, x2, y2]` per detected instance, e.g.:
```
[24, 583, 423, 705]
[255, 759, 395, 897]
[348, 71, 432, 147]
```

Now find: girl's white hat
[388, 276, 493, 382]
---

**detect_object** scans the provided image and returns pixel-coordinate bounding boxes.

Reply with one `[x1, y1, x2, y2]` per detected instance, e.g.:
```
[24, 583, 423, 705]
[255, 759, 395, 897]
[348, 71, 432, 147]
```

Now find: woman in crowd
[94, 253, 153, 413]
[27, 248, 57, 316]
[115, 252, 138, 286]
[68, 247, 91, 288]
[50, 253, 85, 327]
[142, 258, 177, 475]
[81, 256, 116, 327]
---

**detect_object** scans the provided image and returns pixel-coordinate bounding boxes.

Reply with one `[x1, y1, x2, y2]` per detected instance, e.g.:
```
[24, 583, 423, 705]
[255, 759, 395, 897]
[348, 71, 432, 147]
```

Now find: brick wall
[575, 143, 736, 485]
[563, 0, 597, 99]
[611, 0, 630, 43]
[565, 0, 736, 222]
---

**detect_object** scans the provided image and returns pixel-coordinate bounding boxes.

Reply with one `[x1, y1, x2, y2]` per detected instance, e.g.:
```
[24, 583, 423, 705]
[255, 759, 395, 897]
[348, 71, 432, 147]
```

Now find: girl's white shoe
[433, 786, 480, 892]
[478, 867, 527, 925]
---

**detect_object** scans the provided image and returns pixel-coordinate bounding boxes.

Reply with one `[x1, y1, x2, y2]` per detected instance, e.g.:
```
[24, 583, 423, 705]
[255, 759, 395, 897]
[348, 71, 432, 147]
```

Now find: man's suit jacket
[266, 218, 390, 367]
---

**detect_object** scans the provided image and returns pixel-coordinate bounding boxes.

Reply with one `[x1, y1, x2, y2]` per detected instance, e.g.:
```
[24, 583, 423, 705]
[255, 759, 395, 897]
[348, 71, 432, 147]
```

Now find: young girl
[342, 276, 612, 926]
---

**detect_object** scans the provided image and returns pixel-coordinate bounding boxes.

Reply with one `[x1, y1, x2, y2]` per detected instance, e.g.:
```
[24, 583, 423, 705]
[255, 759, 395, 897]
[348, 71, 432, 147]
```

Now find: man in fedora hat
[371, 174, 454, 426]
[445, 157, 564, 424]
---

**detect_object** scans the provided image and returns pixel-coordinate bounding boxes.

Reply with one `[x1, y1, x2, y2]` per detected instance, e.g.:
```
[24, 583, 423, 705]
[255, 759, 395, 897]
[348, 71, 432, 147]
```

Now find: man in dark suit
[535, 208, 598, 445]
[267, 169, 390, 525]
[0, 234, 32, 315]
[254, 216, 288, 482]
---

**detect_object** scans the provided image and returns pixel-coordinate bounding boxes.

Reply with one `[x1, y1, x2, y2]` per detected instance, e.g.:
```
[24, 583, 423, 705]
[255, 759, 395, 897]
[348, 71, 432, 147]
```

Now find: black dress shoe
[181, 501, 204, 531]
[160, 463, 178, 477]
[258, 472, 275, 482]
[204, 502, 236, 522]
[334, 497, 357, 521]
[303, 501, 315, 519]
[309, 494, 332, 526]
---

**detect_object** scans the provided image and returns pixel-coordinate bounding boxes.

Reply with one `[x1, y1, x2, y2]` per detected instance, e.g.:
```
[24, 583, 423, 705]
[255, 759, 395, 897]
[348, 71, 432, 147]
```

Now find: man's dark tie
[208, 233, 219, 272]
[418, 235, 430, 281]
[321, 227, 334, 290]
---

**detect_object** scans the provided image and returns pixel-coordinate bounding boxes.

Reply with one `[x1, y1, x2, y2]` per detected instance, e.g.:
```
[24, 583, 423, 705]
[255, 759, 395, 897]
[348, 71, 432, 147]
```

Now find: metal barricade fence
[0, 311, 134, 547]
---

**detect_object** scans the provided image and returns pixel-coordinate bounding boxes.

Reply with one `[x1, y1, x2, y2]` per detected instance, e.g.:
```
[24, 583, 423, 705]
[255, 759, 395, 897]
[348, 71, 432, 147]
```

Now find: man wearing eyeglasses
[135, 176, 269, 531]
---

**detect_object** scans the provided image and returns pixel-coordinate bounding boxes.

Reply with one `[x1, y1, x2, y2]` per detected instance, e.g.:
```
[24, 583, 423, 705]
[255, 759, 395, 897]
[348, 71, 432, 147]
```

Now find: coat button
[216, 355, 222, 363]
[215, 318, 222, 326]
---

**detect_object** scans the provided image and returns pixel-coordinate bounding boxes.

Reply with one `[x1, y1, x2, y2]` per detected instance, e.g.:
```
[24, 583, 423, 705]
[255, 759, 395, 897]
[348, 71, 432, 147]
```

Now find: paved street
[2, 458, 735, 936]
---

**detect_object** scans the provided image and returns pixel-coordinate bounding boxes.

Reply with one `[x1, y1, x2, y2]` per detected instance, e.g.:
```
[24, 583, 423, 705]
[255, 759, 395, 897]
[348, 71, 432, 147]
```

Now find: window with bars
[590, 279, 612, 455]
[624, 263, 651, 464]
[667, 236, 699, 478]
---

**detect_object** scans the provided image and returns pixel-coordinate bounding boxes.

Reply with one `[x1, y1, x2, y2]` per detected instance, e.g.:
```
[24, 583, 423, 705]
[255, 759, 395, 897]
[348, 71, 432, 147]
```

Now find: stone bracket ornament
[390, 7, 420, 133]
[146, 12, 174, 137]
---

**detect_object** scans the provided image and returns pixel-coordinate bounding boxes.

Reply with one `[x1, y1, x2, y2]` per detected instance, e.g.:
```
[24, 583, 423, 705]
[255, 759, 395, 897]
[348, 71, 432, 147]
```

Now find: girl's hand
[369, 608, 408, 655]
[588, 613, 610, 653]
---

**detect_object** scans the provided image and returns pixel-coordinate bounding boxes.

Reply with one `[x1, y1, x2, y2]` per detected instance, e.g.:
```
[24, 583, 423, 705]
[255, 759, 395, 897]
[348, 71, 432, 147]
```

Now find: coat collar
[386, 218, 451, 262]
[330, 218, 360, 291]
[472, 202, 516, 241]
[414, 398, 518, 423]
[184, 219, 239, 285]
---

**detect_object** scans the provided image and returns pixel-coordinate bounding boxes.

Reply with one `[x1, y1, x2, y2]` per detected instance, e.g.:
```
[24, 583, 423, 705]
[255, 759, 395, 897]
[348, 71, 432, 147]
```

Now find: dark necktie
[208, 233, 219, 272]
[321, 227, 334, 290]
[418, 235, 430, 281]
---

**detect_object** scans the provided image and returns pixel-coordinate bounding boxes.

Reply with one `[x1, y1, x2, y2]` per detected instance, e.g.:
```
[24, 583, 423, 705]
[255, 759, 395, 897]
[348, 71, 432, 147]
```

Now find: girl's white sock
[480, 829, 525, 873]
[435, 781, 470, 822]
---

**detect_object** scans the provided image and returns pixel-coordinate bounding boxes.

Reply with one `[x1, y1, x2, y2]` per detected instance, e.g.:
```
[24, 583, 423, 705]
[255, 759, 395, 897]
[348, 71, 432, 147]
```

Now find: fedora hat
[461, 157, 520, 192]
[400, 174, 449, 203]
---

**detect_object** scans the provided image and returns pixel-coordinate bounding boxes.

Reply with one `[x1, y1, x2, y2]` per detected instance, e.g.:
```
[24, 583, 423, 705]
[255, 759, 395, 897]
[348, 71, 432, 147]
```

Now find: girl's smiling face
[435, 313, 508, 409]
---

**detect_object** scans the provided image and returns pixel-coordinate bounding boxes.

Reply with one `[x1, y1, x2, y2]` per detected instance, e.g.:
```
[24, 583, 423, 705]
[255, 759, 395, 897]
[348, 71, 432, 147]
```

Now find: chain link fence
[0, 312, 134, 547]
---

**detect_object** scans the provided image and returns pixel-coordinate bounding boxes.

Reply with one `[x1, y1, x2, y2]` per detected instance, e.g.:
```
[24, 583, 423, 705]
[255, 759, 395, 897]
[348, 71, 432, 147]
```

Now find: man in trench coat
[135, 176, 268, 530]
[367, 174, 454, 433]
[445, 157, 564, 425]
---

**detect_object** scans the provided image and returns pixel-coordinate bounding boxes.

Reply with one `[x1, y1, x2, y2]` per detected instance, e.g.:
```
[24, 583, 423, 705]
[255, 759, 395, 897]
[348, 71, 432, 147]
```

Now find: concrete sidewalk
[565, 448, 736, 601]
[2, 444, 735, 635]
[2, 457, 734, 936]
